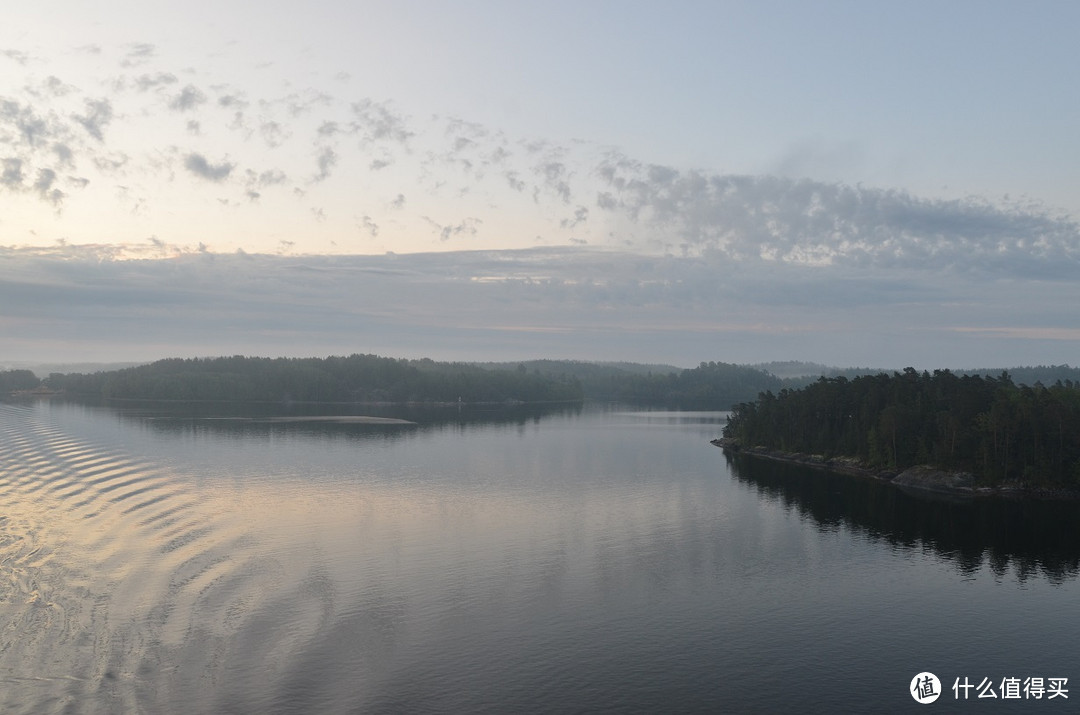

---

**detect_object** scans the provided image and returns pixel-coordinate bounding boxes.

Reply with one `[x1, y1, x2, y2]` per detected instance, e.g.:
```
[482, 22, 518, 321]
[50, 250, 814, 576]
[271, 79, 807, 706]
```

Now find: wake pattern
[0, 404, 337, 714]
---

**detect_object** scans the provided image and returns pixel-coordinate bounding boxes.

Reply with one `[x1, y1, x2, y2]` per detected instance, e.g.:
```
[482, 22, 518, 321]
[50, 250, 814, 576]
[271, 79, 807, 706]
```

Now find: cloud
[217, 92, 248, 110]
[5, 246, 1077, 368]
[134, 72, 178, 92]
[314, 147, 336, 182]
[389, 193, 406, 209]
[121, 43, 156, 67]
[593, 152, 1080, 276]
[504, 171, 526, 192]
[1, 157, 24, 188]
[169, 85, 207, 112]
[259, 120, 290, 147]
[533, 160, 571, 203]
[424, 216, 482, 242]
[33, 168, 64, 206]
[0, 99, 57, 148]
[1, 48, 30, 65]
[74, 98, 113, 141]
[560, 206, 588, 229]
[358, 215, 378, 238]
[92, 152, 129, 173]
[184, 153, 234, 182]
[350, 99, 413, 146]
[246, 168, 288, 187]
[38, 76, 74, 98]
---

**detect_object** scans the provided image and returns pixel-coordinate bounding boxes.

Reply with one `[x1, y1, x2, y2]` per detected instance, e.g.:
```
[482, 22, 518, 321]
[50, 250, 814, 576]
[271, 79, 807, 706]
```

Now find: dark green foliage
[480, 360, 783, 408]
[45, 354, 583, 404]
[723, 369, 1080, 488]
[41, 356, 780, 409]
[0, 369, 41, 393]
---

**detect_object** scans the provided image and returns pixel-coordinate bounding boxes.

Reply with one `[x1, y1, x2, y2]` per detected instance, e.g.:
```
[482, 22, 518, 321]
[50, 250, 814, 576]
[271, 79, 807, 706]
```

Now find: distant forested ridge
[32, 358, 781, 408]
[723, 369, 1080, 488]
[37, 355, 583, 404]
[0, 369, 40, 394]
[7, 359, 1079, 415]
[475, 360, 784, 408]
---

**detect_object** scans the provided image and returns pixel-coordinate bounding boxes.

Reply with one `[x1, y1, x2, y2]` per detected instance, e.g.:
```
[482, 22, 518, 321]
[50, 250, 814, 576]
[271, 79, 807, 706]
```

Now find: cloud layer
[2, 246, 1078, 369]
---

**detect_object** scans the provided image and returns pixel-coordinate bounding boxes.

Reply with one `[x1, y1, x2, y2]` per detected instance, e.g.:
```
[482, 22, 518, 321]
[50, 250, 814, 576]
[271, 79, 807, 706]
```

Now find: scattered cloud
[184, 153, 234, 182]
[358, 214, 378, 238]
[134, 72, 179, 92]
[32, 168, 64, 206]
[74, 98, 113, 141]
[120, 43, 156, 67]
[169, 85, 207, 112]
[1, 157, 24, 188]
[560, 205, 588, 229]
[259, 119, 290, 147]
[1, 48, 30, 65]
[424, 216, 483, 242]
[0, 99, 57, 148]
[593, 152, 1080, 276]
[92, 152, 129, 173]
[350, 98, 413, 146]
[313, 146, 336, 182]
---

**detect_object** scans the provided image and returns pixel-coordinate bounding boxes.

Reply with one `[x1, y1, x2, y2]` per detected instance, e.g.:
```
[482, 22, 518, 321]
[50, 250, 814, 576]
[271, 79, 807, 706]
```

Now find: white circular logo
[911, 672, 942, 704]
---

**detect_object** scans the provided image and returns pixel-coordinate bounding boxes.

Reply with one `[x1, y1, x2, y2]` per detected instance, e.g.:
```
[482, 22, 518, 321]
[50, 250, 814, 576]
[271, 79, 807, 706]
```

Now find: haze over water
[1, 400, 1078, 713]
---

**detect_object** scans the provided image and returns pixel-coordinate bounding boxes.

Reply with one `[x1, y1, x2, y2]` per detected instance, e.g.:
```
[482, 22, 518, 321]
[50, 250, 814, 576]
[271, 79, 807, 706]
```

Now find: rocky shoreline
[711, 438, 1080, 500]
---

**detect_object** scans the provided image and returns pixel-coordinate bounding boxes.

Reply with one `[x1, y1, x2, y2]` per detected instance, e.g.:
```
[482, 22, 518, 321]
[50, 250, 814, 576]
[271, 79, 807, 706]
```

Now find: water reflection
[725, 451, 1080, 584]
[61, 398, 584, 443]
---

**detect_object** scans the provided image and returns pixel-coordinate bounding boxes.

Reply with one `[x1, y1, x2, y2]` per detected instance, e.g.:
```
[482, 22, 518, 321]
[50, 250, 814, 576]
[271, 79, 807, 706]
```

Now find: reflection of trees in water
[725, 452, 1080, 585]
[97, 399, 584, 444]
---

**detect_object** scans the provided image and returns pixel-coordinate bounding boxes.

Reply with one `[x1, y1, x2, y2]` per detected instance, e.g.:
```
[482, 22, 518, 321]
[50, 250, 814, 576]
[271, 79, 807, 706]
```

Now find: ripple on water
[0, 404, 316, 714]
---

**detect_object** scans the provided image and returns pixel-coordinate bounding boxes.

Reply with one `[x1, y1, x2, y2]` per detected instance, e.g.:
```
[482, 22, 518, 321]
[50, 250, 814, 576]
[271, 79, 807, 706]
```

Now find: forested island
[2, 355, 788, 407]
[721, 369, 1080, 494]
[25, 355, 583, 404]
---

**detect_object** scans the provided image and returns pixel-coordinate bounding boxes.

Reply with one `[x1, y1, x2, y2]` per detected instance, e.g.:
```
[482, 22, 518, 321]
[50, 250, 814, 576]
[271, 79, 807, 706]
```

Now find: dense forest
[723, 369, 1080, 488]
[33, 355, 584, 404]
[4, 357, 786, 408]
[485, 359, 785, 407]
[5, 358, 1080, 420]
[0, 369, 40, 394]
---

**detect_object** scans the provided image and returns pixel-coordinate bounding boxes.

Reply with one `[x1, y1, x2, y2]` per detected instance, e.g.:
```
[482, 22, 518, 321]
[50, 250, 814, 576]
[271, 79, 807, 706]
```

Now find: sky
[2, 1, 1079, 370]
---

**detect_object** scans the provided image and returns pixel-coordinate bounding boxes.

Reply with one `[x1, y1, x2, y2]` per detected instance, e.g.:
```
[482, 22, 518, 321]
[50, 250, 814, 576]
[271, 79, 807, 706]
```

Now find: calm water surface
[1, 400, 1078, 713]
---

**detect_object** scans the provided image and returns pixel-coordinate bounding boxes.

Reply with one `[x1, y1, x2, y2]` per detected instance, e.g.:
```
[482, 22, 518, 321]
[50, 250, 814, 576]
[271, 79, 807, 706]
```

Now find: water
[1, 400, 1078, 713]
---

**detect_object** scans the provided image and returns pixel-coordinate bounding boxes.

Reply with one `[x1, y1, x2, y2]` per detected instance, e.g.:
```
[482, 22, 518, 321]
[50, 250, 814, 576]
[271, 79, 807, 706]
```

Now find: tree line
[31, 355, 584, 404]
[481, 359, 785, 408]
[723, 369, 1080, 488]
[16, 358, 784, 409]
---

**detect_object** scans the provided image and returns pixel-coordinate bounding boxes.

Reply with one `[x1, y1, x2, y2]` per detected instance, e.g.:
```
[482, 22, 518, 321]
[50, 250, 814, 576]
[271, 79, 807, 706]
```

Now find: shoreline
[711, 438, 1080, 501]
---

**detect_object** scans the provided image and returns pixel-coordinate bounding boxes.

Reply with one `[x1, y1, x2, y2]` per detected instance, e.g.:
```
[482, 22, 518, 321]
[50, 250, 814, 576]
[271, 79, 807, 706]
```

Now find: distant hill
[477, 359, 779, 408]
[956, 365, 1080, 386]
[753, 362, 1080, 390]
[37, 355, 584, 404]
[1, 362, 147, 379]
[8, 356, 1079, 411]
